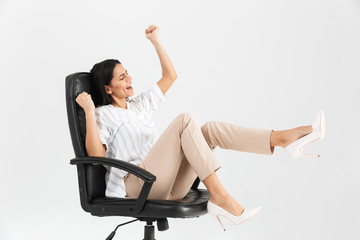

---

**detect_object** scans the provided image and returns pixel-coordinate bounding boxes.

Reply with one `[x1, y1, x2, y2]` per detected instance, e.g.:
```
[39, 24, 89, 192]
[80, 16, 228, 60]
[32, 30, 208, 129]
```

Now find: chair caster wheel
[157, 218, 169, 231]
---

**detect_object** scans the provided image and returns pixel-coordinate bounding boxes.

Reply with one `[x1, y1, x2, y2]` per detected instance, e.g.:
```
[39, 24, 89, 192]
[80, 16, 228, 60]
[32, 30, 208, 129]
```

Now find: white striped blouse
[94, 82, 166, 198]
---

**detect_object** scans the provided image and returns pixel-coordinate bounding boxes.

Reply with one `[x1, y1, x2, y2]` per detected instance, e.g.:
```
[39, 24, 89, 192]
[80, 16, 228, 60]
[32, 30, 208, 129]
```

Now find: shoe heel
[285, 109, 325, 159]
[207, 201, 261, 230]
[216, 216, 226, 231]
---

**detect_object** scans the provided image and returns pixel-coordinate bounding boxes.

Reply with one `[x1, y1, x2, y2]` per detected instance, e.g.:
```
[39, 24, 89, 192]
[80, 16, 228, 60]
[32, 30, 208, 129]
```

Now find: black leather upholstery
[66, 72, 90, 158]
[92, 189, 209, 218]
[86, 164, 107, 201]
[66, 72, 209, 237]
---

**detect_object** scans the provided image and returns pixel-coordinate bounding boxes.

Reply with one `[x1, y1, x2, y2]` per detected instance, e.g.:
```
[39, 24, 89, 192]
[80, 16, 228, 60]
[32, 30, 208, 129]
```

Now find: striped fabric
[95, 82, 166, 198]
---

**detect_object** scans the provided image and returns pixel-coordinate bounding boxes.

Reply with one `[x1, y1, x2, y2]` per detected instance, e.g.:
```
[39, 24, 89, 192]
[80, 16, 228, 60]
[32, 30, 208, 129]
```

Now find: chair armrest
[70, 156, 156, 214]
[70, 156, 156, 182]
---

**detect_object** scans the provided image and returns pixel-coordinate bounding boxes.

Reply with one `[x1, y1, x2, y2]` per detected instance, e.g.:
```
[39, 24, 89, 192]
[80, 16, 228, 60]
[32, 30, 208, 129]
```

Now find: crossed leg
[169, 121, 274, 200]
[125, 113, 312, 217]
[170, 120, 312, 216]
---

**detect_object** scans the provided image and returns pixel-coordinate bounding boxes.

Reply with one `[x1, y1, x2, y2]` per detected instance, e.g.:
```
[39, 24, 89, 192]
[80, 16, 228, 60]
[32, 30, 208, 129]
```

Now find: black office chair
[66, 72, 210, 240]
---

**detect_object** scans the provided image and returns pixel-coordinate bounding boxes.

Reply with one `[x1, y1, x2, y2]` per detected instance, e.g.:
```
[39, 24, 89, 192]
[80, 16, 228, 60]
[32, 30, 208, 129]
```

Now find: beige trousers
[124, 113, 275, 200]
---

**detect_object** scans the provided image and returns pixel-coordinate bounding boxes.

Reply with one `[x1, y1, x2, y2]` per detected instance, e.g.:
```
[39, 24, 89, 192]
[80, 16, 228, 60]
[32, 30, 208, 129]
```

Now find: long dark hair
[89, 59, 121, 107]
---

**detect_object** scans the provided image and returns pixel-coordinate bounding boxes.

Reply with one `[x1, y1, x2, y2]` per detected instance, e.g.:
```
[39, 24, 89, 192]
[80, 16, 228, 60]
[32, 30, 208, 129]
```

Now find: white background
[0, 0, 359, 239]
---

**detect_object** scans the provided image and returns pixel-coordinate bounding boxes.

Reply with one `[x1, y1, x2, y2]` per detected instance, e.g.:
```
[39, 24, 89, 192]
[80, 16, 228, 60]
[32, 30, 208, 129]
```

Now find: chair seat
[91, 189, 209, 218]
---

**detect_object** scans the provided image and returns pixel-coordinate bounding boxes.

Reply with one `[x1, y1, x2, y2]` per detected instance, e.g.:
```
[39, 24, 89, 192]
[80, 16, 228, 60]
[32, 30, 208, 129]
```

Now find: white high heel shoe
[207, 201, 262, 231]
[284, 109, 326, 158]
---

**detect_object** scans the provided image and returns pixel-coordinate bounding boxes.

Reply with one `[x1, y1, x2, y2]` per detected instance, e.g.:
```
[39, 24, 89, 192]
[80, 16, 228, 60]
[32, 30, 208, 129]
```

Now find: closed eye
[119, 70, 128, 80]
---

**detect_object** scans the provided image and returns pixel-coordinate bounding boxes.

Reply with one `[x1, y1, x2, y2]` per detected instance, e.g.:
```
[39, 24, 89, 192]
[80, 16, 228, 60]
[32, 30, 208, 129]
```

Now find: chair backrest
[65, 72, 90, 157]
[66, 72, 106, 201]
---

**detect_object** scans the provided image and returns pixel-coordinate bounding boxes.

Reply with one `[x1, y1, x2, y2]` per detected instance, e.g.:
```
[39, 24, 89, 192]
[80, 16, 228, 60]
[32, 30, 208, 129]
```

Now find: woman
[76, 24, 325, 230]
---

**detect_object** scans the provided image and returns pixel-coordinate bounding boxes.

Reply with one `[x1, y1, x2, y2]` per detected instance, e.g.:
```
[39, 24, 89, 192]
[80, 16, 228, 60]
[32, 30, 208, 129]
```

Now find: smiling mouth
[126, 86, 133, 90]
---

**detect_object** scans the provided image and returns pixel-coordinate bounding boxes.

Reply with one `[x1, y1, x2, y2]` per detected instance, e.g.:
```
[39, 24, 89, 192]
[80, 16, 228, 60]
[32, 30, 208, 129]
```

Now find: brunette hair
[89, 59, 121, 107]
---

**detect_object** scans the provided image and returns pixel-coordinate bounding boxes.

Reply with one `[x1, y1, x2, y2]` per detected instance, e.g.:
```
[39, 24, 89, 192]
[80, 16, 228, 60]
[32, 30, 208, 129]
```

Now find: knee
[177, 112, 196, 124]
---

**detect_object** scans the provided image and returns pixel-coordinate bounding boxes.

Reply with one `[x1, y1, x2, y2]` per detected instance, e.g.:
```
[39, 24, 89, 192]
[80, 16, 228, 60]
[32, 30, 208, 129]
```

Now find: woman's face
[105, 64, 134, 99]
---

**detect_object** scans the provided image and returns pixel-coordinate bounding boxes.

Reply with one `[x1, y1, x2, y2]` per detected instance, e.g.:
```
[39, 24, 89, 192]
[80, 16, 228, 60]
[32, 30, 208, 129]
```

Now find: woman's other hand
[76, 91, 95, 114]
[145, 24, 159, 42]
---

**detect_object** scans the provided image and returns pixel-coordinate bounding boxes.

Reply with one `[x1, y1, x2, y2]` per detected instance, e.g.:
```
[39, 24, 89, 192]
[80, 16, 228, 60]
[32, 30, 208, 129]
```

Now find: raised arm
[145, 25, 177, 95]
[75, 92, 106, 157]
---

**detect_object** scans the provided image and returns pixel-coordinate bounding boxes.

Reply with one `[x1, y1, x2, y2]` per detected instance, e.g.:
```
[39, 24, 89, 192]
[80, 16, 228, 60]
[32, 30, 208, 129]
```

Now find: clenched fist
[76, 91, 95, 114]
[145, 24, 159, 42]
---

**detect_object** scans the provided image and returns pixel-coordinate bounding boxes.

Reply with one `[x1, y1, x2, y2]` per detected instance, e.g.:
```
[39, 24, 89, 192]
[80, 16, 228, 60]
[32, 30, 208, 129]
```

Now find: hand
[76, 91, 95, 114]
[145, 24, 159, 42]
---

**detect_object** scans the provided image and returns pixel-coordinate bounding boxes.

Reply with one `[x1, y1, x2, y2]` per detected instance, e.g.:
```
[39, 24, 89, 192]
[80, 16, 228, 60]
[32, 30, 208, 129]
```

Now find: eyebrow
[119, 70, 128, 78]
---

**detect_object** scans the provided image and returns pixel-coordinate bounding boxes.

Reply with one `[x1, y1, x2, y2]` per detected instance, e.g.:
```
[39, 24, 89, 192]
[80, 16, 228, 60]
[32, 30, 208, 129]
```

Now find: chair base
[107, 218, 169, 240]
[142, 219, 168, 240]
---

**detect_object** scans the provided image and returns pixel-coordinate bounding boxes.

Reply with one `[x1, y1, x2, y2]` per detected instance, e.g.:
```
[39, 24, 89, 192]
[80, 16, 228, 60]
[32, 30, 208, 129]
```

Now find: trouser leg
[124, 113, 221, 200]
[168, 122, 220, 200]
[201, 121, 275, 155]
[167, 155, 198, 200]
[170, 120, 275, 199]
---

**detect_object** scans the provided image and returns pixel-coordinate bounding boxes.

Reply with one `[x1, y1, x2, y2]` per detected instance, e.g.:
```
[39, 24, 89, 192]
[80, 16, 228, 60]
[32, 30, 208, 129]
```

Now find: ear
[105, 86, 112, 94]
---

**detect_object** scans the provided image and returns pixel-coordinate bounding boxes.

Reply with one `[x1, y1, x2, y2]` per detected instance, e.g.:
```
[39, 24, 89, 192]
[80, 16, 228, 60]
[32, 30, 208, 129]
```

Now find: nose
[126, 74, 132, 83]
